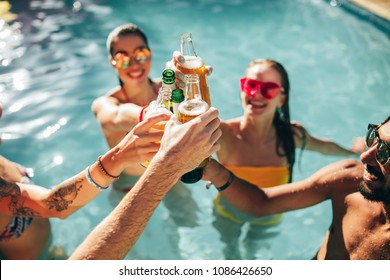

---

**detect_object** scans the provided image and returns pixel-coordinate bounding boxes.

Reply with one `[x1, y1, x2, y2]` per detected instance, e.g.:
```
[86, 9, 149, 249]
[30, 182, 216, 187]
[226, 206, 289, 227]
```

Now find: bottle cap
[180, 168, 203, 184]
[162, 69, 175, 85]
[171, 89, 185, 103]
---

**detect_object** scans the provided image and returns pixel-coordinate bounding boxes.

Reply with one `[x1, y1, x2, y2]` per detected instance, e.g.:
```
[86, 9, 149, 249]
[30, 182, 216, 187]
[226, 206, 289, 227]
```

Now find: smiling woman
[91, 23, 161, 182]
[211, 58, 365, 258]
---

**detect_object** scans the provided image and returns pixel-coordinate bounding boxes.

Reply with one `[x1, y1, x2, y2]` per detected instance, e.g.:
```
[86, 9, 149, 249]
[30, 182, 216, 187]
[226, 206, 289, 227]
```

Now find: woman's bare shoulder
[221, 118, 241, 133]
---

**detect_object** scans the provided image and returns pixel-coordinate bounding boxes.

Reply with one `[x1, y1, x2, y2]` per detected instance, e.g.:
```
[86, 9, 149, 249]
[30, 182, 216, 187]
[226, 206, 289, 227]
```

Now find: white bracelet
[85, 166, 108, 191]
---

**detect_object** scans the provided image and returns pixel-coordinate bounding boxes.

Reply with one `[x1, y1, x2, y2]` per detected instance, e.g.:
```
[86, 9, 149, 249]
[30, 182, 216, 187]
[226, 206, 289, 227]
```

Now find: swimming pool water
[0, 0, 389, 259]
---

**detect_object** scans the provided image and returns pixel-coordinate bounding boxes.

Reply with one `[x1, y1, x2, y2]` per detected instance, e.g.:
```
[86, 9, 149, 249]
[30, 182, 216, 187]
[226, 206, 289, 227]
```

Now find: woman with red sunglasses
[209, 59, 365, 259]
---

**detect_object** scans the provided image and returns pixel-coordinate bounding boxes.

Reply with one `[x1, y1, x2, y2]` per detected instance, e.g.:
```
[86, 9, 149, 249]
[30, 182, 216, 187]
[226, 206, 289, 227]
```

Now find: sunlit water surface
[0, 0, 389, 259]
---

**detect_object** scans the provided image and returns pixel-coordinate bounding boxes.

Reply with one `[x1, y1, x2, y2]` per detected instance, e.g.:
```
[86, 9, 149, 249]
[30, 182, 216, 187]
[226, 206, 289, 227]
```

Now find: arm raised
[70, 107, 222, 259]
[204, 158, 363, 217]
[0, 115, 170, 219]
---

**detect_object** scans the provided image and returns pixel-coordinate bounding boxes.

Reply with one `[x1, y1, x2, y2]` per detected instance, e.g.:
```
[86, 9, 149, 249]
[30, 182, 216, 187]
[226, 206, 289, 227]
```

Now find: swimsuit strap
[121, 80, 159, 104]
[0, 216, 33, 241]
[121, 87, 131, 103]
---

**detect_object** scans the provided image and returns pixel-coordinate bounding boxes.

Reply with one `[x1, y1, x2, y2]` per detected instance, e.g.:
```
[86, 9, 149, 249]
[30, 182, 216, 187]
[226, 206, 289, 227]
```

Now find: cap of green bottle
[162, 69, 175, 85]
[171, 89, 184, 103]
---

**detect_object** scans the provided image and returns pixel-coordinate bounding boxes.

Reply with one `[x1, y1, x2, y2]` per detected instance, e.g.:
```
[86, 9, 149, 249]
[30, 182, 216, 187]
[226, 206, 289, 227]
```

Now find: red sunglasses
[240, 77, 283, 99]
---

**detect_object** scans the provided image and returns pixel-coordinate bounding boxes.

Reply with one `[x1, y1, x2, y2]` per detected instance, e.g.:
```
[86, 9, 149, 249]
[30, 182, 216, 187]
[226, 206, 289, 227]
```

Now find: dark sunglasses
[240, 77, 284, 99]
[366, 123, 390, 165]
[111, 47, 151, 69]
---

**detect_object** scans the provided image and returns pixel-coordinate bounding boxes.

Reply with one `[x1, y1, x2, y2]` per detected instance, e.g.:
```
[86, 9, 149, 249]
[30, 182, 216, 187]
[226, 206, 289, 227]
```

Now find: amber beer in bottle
[178, 74, 209, 184]
[176, 33, 211, 106]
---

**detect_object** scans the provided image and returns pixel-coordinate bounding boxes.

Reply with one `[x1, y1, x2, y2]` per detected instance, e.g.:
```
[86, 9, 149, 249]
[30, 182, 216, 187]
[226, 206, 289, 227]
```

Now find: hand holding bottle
[107, 113, 171, 174]
[153, 107, 222, 177]
[167, 51, 213, 90]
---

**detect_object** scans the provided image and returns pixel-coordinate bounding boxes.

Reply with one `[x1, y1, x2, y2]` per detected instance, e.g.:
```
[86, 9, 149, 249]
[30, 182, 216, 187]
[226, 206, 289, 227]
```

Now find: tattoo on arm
[0, 177, 41, 217]
[43, 178, 83, 212]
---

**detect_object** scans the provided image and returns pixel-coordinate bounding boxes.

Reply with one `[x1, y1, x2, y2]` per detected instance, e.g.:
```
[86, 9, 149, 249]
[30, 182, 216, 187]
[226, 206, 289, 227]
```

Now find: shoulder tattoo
[0, 177, 41, 217]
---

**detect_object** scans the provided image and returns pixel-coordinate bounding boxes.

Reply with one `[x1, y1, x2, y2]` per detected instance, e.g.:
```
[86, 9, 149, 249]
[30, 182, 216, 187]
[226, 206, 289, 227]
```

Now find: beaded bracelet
[85, 166, 108, 191]
[97, 156, 120, 180]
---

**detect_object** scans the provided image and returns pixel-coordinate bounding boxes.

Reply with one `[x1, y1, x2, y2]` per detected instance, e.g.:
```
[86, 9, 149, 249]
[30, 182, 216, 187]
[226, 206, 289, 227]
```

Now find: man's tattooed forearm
[43, 178, 83, 211]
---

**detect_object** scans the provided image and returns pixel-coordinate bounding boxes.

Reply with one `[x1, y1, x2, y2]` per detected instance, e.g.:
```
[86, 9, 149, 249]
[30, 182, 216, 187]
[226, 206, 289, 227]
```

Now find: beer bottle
[176, 33, 211, 106]
[145, 87, 172, 131]
[162, 69, 176, 90]
[171, 88, 184, 115]
[178, 74, 209, 184]
[141, 87, 173, 167]
[162, 69, 176, 112]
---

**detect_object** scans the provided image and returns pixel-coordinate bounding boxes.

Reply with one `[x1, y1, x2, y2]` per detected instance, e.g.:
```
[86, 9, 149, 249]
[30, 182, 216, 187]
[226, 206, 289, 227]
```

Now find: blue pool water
[0, 0, 389, 259]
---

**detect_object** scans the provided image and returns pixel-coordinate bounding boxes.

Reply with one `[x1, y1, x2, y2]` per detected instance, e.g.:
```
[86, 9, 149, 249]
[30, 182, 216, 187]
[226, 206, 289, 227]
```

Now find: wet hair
[106, 23, 149, 56]
[245, 59, 304, 182]
[106, 23, 152, 87]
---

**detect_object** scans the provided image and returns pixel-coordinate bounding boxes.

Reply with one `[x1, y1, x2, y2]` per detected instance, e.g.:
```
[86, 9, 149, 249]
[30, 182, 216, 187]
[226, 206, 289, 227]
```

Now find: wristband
[86, 166, 108, 191]
[215, 171, 234, 192]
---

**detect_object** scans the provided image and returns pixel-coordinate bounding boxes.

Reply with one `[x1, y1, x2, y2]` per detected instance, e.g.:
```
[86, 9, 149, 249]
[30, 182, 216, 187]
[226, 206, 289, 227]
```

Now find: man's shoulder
[308, 159, 363, 195]
[326, 159, 363, 173]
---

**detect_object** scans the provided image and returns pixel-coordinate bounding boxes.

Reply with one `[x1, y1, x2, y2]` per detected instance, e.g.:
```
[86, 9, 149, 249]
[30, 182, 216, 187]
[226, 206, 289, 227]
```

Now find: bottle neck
[155, 88, 171, 107]
[180, 33, 197, 57]
[184, 74, 202, 101]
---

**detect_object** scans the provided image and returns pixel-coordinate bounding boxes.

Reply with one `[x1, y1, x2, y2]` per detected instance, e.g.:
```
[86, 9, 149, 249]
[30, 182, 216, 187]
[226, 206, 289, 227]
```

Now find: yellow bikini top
[224, 165, 290, 188]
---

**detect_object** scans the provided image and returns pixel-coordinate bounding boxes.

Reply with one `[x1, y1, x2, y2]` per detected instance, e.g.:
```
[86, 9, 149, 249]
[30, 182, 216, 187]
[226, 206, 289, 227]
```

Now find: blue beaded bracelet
[85, 166, 108, 191]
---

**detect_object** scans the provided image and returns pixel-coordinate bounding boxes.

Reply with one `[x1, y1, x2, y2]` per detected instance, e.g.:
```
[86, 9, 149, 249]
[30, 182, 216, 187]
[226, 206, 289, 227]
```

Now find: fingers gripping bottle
[178, 74, 209, 184]
[141, 87, 173, 167]
[176, 33, 211, 106]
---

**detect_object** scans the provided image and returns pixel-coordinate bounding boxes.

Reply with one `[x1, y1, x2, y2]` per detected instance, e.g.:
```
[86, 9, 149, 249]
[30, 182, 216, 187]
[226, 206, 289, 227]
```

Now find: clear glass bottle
[178, 74, 209, 184]
[141, 87, 173, 167]
[176, 33, 211, 106]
